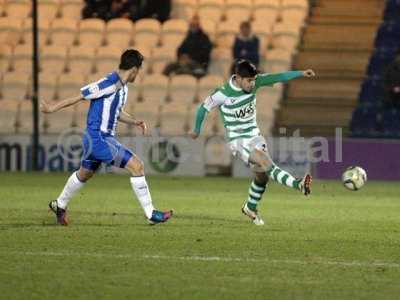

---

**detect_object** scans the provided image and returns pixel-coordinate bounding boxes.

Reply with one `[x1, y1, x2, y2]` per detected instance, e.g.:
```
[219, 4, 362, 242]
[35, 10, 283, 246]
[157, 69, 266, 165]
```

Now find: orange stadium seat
[78, 18, 105, 47]
[224, 7, 251, 25]
[73, 100, 90, 129]
[251, 21, 273, 53]
[38, 0, 60, 21]
[205, 136, 232, 166]
[49, 18, 78, 47]
[171, 0, 197, 20]
[200, 19, 216, 42]
[253, 0, 280, 10]
[208, 47, 231, 77]
[131, 101, 160, 135]
[271, 23, 300, 51]
[216, 21, 237, 48]
[161, 18, 187, 48]
[262, 49, 292, 73]
[252, 7, 279, 23]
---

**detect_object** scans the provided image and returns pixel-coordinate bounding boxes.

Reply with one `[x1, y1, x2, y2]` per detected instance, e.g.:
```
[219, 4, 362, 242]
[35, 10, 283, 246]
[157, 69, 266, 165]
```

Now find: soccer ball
[342, 166, 367, 191]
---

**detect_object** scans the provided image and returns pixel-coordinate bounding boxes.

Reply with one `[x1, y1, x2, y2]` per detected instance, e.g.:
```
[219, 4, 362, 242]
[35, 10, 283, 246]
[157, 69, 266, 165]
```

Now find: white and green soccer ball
[342, 166, 367, 191]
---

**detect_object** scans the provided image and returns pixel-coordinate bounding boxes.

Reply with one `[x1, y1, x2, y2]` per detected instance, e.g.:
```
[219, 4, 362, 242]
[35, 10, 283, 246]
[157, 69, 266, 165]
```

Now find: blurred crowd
[82, 0, 171, 22]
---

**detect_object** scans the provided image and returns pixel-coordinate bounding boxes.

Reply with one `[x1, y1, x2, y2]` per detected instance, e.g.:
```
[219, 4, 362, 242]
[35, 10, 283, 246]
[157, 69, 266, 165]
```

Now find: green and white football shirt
[203, 72, 302, 141]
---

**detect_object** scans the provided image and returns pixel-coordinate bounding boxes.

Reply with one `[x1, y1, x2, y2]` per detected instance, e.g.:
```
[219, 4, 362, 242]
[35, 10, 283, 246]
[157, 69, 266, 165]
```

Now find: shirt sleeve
[202, 90, 227, 111]
[80, 77, 117, 100]
[255, 71, 303, 88]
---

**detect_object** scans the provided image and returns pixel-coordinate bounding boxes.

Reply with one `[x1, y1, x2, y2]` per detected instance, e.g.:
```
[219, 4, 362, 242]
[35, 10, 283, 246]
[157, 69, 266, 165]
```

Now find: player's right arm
[190, 90, 226, 139]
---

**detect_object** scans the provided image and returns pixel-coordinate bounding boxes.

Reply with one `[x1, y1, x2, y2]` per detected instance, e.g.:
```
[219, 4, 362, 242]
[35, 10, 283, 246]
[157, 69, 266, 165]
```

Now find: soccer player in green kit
[190, 60, 316, 225]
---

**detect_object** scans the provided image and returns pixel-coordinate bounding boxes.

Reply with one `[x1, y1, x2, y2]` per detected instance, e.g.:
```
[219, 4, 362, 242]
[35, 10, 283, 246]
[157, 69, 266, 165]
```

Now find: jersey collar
[229, 75, 242, 92]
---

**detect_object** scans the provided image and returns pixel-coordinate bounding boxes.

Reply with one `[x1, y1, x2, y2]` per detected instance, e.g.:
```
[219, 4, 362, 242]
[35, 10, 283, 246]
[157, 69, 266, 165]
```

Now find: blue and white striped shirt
[80, 72, 128, 136]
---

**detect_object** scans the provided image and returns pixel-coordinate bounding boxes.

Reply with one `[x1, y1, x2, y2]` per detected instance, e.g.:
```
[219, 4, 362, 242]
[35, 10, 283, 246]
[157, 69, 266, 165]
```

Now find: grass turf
[0, 172, 399, 300]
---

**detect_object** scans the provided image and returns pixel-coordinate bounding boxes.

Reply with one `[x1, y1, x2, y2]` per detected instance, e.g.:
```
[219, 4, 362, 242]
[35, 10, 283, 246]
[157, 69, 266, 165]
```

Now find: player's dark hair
[119, 49, 144, 70]
[234, 59, 258, 78]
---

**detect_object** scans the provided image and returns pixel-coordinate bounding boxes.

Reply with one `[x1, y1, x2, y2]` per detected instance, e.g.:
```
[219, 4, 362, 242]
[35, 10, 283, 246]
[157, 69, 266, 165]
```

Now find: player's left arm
[40, 95, 84, 114]
[255, 69, 315, 88]
[119, 109, 147, 135]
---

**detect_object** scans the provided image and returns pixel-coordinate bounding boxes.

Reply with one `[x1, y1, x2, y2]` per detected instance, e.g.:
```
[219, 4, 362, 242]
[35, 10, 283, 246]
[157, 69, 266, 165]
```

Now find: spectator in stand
[384, 53, 400, 108]
[177, 15, 213, 70]
[137, 0, 171, 22]
[163, 53, 206, 78]
[231, 21, 260, 73]
[83, 0, 138, 21]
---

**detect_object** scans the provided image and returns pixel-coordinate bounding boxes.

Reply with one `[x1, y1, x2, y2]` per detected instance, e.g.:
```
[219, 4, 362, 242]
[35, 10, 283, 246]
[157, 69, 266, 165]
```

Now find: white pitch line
[3, 251, 400, 269]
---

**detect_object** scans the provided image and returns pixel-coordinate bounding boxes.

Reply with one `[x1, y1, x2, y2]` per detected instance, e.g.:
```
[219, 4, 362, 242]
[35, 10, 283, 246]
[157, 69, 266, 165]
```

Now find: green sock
[267, 165, 301, 190]
[246, 179, 267, 211]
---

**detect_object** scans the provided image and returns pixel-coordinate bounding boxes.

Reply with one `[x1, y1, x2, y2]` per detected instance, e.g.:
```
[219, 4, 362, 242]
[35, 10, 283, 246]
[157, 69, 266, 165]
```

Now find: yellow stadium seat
[60, 1, 83, 20]
[21, 18, 50, 46]
[131, 101, 160, 135]
[208, 47, 231, 77]
[281, 0, 309, 10]
[72, 99, 89, 130]
[78, 18, 105, 47]
[38, 1, 60, 21]
[253, 0, 280, 10]
[171, 0, 197, 20]
[67, 45, 95, 75]
[134, 18, 161, 49]
[197, 6, 222, 23]
[0, 99, 19, 133]
[281, 8, 308, 26]
[43, 105, 75, 133]
[95, 46, 121, 74]
[5, 1, 30, 19]
[12, 45, 32, 73]
[150, 46, 176, 74]
[252, 7, 279, 23]
[57, 72, 86, 100]
[161, 18, 187, 48]
[38, 71, 58, 101]
[205, 136, 232, 166]
[0, 17, 23, 47]
[197, 74, 224, 102]
[271, 23, 300, 51]
[159, 102, 189, 136]
[198, 0, 224, 9]
[252, 21, 273, 53]
[105, 18, 134, 49]
[40, 45, 67, 75]
[141, 73, 169, 106]
[262, 49, 292, 73]
[17, 100, 47, 134]
[49, 18, 78, 47]
[0, 45, 13, 73]
[216, 21, 238, 48]
[169, 74, 197, 106]
[224, 7, 251, 25]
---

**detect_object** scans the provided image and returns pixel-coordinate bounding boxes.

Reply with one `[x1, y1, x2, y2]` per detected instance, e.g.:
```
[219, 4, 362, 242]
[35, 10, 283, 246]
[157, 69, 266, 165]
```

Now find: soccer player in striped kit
[191, 59, 315, 225]
[40, 49, 173, 226]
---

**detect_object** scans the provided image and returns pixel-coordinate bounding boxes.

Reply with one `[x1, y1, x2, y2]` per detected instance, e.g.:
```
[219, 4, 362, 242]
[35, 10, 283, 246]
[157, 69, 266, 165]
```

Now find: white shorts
[228, 135, 269, 172]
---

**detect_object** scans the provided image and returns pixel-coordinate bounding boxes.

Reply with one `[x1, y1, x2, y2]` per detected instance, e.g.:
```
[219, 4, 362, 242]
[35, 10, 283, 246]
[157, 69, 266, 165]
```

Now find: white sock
[56, 172, 85, 209]
[130, 176, 154, 219]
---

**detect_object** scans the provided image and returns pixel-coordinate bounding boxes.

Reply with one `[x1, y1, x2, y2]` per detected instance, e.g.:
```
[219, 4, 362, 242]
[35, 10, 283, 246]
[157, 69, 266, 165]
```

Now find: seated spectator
[137, 0, 171, 22]
[163, 53, 206, 78]
[232, 21, 260, 71]
[83, 0, 139, 21]
[384, 54, 400, 108]
[177, 15, 213, 71]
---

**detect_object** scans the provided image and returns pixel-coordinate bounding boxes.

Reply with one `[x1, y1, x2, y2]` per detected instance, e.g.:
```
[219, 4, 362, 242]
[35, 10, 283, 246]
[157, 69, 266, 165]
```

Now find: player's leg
[242, 171, 269, 226]
[124, 155, 173, 224]
[105, 136, 172, 224]
[249, 148, 312, 195]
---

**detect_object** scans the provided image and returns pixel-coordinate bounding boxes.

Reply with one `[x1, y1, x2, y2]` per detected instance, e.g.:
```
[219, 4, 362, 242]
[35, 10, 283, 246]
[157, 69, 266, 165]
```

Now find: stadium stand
[276, 0, 384, 137]
[0, 0, 310, 141]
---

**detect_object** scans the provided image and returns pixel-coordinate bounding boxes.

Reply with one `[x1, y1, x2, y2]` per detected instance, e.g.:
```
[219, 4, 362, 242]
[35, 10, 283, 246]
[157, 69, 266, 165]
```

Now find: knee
[77, 168, 94, 182]
[255, 172, 269, 185]
[126, 157, 145, 176]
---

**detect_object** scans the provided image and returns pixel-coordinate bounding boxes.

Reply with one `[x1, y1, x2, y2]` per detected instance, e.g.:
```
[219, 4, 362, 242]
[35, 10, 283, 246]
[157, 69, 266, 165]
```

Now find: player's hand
[302, 69, 315, 78]
[134, 120, 147, 135]
[189, 131, 199, 139]
[40, 100, 54, 113]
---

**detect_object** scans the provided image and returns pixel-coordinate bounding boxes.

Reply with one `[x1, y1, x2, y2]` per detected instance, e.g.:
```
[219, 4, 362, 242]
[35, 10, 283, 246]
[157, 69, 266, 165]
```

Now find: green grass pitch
[0, 172, 399, 300]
